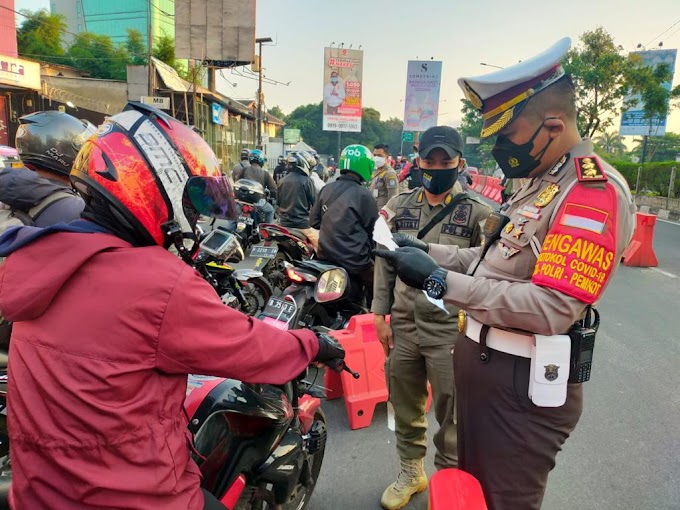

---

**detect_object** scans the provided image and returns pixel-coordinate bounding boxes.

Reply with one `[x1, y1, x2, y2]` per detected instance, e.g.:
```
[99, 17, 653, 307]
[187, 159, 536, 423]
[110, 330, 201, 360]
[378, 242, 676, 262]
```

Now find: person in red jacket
[0, 103, 344, 510]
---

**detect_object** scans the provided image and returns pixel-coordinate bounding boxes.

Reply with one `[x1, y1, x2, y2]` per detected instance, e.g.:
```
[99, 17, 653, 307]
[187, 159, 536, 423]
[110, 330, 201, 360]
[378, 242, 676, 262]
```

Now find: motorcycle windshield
[184, 175, 237, 220]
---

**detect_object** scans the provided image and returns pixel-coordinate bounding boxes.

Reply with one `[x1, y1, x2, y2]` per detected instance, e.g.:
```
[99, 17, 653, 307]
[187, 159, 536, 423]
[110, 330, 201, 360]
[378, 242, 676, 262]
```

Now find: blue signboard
[620, 49, 677, 137]
[211, 103, 229, 126]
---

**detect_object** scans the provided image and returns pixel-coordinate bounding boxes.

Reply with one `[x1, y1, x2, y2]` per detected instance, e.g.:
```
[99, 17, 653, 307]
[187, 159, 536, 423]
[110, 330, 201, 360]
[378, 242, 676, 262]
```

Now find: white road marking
[648, 267, 679, 279]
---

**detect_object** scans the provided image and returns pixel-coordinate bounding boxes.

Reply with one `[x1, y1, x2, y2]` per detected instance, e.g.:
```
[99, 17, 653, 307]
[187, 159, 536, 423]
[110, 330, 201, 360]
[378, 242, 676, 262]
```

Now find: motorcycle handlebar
[323, 357, 360, 379]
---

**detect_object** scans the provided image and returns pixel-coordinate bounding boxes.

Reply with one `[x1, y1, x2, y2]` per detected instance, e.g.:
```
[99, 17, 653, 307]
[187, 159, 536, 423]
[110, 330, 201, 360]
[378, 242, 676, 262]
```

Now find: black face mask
[491, 118, 556, 178]
[421, 168, 459, 195]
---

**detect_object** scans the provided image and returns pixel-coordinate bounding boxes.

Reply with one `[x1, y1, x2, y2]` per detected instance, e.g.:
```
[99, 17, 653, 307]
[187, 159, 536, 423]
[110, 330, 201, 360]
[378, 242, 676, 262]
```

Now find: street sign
[283, 128, 301, 144]
[141, 96, 170, 110]
[402, 131, 414, 142]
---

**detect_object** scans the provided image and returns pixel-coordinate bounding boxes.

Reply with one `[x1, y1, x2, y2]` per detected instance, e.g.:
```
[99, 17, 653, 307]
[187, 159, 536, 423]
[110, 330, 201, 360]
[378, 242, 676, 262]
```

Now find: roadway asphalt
[307, 216, 680, 509]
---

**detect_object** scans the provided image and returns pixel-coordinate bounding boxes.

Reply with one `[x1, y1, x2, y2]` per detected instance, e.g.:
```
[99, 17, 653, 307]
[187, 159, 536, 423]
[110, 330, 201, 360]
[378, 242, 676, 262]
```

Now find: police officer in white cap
[375, 37, 636, 508]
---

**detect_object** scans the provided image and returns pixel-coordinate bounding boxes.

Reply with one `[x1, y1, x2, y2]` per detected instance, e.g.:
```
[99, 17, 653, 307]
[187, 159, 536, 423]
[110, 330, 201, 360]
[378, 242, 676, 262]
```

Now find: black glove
[314, 333, 345, 364]
[373, 247, 440, 289]
[392, 232, 429, 253]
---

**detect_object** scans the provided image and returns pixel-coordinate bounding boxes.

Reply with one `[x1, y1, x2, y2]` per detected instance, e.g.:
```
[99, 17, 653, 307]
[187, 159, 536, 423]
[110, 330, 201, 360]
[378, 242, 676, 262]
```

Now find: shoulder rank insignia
[535, 183, 560, 208]
[575, 156, 608, 182]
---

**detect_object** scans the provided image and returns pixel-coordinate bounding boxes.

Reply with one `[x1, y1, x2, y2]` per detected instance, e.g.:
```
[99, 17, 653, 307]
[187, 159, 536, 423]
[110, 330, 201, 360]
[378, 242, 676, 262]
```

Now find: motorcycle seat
[285, 228, 309, 242]
[296, 260, 339, 274]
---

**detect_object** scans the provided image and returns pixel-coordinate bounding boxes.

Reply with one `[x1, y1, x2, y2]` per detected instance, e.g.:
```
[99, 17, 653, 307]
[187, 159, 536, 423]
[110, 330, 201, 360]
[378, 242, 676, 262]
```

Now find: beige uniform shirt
[429, 139, 636, 336]
[372, 183, 492, 346]
[370, 165, 399, 209]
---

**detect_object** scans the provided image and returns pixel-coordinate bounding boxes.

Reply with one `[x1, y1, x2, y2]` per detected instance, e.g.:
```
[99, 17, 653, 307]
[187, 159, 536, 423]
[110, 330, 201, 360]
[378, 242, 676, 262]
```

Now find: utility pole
[255, 37, 273, 149]
[147, 0, 153, 96]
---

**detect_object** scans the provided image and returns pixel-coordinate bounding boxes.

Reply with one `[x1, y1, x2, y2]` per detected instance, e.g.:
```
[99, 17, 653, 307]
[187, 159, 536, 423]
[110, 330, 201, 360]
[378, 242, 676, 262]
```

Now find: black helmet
[15, 111, 96, 176]
[286, 151, 312, 176]
[277, 155, 285, 164]
[240, 148, 250, 160]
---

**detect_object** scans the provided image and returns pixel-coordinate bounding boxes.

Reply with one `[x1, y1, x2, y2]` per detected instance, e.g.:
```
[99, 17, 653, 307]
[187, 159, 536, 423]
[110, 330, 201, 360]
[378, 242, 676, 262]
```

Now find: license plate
[238, 216, 254, 226]
[263, 297, 296, 323]
[250, 246, 278, 259]
[10, 162, 22, 168]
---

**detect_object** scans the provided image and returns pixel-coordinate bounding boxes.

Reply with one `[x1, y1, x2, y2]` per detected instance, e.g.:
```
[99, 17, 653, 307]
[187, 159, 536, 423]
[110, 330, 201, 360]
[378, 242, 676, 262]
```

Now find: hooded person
[0, 102, 344, 510]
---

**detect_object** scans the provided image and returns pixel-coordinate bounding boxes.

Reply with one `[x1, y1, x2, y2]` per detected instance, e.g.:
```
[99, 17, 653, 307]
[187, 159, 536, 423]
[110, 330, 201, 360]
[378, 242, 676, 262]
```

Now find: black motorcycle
[259, 259, 367, 332]
[193, 227, 273, 317]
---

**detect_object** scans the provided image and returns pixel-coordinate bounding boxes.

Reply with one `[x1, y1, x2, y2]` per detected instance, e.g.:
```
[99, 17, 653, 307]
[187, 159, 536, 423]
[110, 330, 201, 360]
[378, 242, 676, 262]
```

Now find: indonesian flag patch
[532, 182, 619, 304]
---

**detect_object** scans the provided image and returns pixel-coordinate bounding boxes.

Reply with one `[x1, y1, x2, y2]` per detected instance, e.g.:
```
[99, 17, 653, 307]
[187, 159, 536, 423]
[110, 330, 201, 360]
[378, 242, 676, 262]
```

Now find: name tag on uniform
[441, 224, 472, 238]
[395, 208, 421, 231]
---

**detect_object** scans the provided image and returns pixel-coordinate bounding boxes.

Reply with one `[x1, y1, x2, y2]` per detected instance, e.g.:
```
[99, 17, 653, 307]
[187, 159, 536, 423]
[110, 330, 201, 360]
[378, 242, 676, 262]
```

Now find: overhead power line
[645, 19, 680, 47]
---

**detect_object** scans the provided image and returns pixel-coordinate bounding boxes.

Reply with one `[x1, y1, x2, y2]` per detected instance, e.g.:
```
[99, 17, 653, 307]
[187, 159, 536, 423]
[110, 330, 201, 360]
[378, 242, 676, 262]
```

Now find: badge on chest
[395, 208, 421, 231]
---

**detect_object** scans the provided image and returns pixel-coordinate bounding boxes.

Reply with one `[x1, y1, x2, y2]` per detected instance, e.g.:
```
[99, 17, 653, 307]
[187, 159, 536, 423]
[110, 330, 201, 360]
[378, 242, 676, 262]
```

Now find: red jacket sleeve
[155, 265, 319, 384]
[398, 166, 410, 182]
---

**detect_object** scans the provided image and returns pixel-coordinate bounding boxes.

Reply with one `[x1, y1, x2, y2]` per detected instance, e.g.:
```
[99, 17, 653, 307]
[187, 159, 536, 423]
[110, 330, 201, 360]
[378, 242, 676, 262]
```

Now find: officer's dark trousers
[454, 335, 583, 510]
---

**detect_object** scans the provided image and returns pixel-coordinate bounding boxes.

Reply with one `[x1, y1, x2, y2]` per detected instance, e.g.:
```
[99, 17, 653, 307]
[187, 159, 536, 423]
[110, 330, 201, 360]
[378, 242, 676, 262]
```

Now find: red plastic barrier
[622, 212, 658, 267]
[326, 314, 431, 430]
[473, 175, 487, 193]
[428, 469, 487, 510]
[490, 184, 502, 203]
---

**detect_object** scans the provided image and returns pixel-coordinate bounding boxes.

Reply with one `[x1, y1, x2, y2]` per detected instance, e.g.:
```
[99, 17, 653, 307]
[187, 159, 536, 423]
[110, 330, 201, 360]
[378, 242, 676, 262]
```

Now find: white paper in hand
[423, 290, 449, 314]
[373, 216, 398, 251]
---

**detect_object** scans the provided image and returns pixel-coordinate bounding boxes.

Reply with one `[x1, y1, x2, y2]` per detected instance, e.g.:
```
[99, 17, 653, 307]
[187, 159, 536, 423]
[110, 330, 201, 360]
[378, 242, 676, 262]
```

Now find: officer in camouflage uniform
[372, 126, 492, 510]
[370, 143, 399, 209]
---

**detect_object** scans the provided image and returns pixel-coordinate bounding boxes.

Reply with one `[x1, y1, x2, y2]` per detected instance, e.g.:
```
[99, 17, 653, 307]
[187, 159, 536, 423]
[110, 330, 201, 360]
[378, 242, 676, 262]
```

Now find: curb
[637, 205, 680, 224]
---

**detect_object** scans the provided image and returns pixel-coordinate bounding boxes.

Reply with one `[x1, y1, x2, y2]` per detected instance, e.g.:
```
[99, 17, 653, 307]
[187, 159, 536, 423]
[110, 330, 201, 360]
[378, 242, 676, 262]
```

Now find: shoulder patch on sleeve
[575, 156, 607, 183]
[532, 182, 619, 304]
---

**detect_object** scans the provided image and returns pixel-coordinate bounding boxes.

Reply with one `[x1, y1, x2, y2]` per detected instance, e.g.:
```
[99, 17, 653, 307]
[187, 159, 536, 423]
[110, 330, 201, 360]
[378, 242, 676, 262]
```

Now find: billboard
[175, 0, 256, 67]
[322, 47, 363, 132]
[619, 49, 677, 137]
[403, 60, 442, 132]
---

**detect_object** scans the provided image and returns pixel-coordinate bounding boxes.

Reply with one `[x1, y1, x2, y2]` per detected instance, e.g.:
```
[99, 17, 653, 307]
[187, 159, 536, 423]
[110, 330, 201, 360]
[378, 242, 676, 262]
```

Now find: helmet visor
[184, 175, 237, 221]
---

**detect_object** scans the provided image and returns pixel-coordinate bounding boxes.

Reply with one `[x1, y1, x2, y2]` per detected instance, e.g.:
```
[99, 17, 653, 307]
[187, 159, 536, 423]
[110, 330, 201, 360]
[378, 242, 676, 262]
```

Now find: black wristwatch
[424, 268, 448, 299]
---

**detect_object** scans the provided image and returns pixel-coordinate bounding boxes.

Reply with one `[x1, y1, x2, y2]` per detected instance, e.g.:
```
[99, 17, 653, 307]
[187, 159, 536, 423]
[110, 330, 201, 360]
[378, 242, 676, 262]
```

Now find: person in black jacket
[310, 144, 378, 306]
[277, 151, 318, 249]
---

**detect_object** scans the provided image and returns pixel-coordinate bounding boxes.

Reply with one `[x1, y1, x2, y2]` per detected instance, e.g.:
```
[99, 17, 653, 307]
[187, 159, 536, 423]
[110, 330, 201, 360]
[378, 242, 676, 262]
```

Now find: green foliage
[458, 99, 495, 172]
[17, 9, 67, 65]
[630, 132, 680, 162]
[284, 102, 400, 158]
[126, 29, 146, 66]
[153, 31, 175, 68]
[67, 33, 129, 80]
[608, 160, 679, 196]
[593, 131, 626, 157]
[626, 55, 679, 132]
[268, 105, 286, 121]
[563, 27, 630, 138]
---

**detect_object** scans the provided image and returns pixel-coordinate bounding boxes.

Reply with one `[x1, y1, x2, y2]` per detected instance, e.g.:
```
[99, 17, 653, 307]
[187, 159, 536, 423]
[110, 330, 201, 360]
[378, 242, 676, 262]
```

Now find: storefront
[0, 55, 41, 145]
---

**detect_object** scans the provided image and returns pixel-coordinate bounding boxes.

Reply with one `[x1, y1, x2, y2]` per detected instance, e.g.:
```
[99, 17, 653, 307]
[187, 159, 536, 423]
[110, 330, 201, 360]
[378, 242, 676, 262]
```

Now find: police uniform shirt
[430, 140, 636, 335]
[372, 183, 492, 345]
[369, 165, 399, 209]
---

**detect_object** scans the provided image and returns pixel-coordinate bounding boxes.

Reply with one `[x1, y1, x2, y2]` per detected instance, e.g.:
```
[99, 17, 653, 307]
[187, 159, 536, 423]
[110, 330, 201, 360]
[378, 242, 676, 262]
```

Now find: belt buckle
[458, 310, 467, 333]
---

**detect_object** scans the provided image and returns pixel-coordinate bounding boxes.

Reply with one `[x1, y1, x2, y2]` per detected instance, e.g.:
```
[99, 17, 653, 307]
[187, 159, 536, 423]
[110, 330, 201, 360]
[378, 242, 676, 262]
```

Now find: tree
[17, 9, 67, 65]
[593, 131, 626, 157]
[67, 33, 129, 80]
[626, 56, 680, 137]
[267, 105, 286, 121]
[126, 29, 146, 66]
[563, 27, 630, 138]
[458, 99, 495, 171]
[631, 132, 680, 162]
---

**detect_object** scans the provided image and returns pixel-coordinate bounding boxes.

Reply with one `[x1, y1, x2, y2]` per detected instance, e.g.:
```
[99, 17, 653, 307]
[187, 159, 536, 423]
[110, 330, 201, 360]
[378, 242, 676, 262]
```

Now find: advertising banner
[403, 60, 442, 132]
[619, 49, 677, 137]
[322, 47, 363, 132]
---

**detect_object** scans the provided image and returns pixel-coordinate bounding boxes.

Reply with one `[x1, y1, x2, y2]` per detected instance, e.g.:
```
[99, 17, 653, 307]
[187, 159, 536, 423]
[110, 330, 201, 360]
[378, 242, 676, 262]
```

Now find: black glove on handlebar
[314, 333, 345, 364]
[392, 233, 429, 253]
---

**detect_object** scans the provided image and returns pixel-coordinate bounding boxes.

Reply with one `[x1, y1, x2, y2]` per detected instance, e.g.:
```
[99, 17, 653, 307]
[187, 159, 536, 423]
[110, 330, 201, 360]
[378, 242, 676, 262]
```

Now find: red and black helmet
[71, 102, 236, 248]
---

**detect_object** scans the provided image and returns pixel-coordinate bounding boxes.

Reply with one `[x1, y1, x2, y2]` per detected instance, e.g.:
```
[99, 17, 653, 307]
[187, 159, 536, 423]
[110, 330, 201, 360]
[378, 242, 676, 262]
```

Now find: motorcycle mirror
[185, 176, 237, 221]
[314, 267, 349, 303]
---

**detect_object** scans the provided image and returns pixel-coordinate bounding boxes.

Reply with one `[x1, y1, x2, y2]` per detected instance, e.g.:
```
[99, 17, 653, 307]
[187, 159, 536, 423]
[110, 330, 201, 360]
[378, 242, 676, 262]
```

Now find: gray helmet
[286, 151, 312, 176]
[16, 111, 96, 176]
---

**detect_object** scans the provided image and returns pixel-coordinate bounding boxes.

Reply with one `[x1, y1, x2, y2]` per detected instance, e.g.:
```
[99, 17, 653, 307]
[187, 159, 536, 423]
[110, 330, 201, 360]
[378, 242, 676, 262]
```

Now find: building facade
[50, 0, 175, 47]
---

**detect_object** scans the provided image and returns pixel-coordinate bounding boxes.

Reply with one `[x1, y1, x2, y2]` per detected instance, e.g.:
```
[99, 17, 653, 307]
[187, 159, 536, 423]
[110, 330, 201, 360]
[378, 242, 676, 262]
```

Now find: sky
[16, 0, 680, 137]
